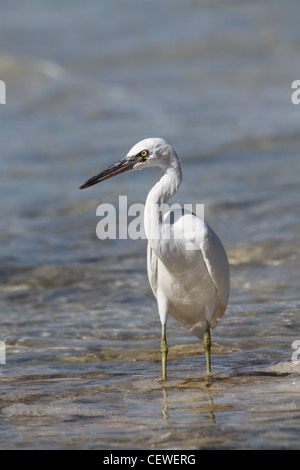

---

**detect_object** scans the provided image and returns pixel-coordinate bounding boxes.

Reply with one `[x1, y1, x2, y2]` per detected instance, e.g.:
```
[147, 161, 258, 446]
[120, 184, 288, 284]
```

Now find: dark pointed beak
[79, 157, 135, 190]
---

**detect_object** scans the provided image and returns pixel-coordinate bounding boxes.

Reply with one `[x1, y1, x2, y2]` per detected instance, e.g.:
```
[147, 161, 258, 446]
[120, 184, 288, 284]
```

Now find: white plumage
[80, 137, 230, 379]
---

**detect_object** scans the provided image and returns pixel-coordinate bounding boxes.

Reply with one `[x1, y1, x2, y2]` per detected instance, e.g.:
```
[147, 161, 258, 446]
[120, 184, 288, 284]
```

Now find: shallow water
[0, 0, 300, 450]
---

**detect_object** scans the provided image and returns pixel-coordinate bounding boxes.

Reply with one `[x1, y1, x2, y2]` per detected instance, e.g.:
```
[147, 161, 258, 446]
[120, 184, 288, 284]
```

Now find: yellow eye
[140, 150, 148, 158]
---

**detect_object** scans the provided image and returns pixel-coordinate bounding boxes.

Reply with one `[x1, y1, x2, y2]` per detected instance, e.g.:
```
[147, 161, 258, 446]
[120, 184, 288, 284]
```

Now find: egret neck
[143, 153, 182, 256]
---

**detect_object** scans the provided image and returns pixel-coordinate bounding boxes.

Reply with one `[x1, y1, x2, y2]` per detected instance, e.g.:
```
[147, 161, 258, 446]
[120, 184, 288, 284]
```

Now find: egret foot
[160, 324, 168, 380]
[203, 322, 211, 373]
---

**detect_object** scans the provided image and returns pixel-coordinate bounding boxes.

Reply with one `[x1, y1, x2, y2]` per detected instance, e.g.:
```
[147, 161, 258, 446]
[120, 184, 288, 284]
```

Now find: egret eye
[140, 150, 148, 160]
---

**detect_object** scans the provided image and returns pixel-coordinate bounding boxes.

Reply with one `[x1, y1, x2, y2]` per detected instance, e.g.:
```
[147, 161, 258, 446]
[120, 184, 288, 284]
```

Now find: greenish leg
[160, 324, 168, 380]
[203, 321, 211, 373]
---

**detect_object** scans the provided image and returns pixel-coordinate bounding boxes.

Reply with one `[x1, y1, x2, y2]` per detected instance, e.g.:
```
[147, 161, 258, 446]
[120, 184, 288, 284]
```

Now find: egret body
[80, 138, 229, 379]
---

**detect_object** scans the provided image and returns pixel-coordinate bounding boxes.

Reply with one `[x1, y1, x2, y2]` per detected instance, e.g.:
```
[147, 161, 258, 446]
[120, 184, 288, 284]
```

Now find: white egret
[80, 138, 229, 379]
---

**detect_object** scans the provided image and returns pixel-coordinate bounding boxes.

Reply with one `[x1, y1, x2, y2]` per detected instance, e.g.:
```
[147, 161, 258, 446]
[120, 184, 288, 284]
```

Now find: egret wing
[200, 221, 230, 324]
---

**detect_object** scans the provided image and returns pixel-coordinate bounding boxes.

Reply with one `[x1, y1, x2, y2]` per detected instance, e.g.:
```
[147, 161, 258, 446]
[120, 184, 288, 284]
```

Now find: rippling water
[0, 0, 300, 450]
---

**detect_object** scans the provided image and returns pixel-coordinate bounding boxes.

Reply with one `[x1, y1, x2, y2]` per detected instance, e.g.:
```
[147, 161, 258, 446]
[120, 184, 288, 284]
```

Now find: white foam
[1, 401, 103, 418]
[263, 361, 300, 375]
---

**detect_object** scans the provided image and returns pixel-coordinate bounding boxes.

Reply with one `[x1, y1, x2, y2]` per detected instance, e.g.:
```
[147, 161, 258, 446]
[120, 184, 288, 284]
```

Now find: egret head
[125, 137, 177, 170]
[79, 137, 179, 189]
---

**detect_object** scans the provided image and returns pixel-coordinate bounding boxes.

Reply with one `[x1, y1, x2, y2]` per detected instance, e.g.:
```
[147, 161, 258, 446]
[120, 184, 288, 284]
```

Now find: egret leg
[160, 324, 168, 380]
[203, 321, 211, 373]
